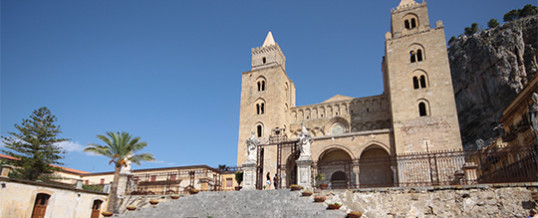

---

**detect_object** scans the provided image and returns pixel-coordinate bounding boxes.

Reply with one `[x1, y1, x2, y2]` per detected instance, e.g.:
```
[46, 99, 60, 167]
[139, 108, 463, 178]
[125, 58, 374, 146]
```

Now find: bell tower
[237, 32, 296, 166]
[383, 0, 462, 153]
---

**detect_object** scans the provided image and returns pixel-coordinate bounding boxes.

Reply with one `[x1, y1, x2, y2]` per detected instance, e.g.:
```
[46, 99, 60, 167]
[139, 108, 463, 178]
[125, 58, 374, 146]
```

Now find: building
[501, 73, 538, 147]
[236, 0, 463, 188]
[1, 153, 239, 196]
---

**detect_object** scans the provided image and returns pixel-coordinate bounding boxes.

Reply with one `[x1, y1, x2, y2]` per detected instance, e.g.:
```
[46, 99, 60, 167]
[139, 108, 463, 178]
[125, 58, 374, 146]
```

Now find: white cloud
[55, 141, 85, 153]
[151, 160, 177, 166]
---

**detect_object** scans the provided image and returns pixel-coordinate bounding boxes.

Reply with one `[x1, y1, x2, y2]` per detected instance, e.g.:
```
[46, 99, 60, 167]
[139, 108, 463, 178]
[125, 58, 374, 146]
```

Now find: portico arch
[317, 147, 353, 189]
[359, 145, 393, 187]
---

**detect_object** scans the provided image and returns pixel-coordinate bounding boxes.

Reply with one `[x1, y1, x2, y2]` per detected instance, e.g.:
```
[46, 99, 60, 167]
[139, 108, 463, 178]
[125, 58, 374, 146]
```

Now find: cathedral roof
[397, 0, 419, 9]
[322, 95, 355, 103]
[262, 31, 276, 47]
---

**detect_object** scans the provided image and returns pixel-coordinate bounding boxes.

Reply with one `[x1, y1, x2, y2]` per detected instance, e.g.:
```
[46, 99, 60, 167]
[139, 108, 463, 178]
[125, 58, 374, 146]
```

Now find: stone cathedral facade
[237, 0, 463, 187]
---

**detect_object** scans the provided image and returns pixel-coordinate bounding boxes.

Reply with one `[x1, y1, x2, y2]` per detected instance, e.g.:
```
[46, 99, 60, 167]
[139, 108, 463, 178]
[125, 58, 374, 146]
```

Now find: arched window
[413, 76, 420, 89]
[32, 193, 51, 218]
[410, 48, 424, 63]
[256, 99, 265, 115]
[411, 18, 417, 28]
[420, 75, 426, 88]
[418, 102, 428, 117]
[331, 123, 345, 135]
[404, 20, 410, 29]
[257, 125, 263, 137]
[416, 49, 423, 61]
[256, 77, 266, 92]
[262, 57, 266, 64]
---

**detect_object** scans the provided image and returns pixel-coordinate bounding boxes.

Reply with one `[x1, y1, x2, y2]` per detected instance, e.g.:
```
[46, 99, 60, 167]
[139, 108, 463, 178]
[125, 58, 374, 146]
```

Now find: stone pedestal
[296, 155, 312, 189]
[462, 162, 478, 185]
[242, 161, 256, 190]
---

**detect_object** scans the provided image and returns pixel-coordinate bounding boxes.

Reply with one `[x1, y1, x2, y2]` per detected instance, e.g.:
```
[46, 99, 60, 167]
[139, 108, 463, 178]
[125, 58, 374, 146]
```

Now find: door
[31, 193, 50, 218]
[90, 200, 103, 218]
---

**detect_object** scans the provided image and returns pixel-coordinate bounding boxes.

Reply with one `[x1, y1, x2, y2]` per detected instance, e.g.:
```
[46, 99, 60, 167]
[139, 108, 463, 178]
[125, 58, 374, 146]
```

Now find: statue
[297, 123, 312, 157]
[530, 92, 538, 133]
[246, 132, 259, 162]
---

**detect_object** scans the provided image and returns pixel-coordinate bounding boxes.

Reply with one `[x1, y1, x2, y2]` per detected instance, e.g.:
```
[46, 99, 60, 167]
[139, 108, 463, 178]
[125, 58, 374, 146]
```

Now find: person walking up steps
[266, 172, 271, 189]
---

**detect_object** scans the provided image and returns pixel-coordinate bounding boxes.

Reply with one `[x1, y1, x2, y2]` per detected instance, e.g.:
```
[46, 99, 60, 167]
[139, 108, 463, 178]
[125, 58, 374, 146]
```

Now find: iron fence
[312, 146, 538, 189]
[127, 146, 538, 194]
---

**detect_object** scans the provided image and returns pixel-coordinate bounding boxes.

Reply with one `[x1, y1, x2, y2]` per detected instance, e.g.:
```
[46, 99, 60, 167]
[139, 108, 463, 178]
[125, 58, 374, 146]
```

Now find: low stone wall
[319, 183, 538, 218]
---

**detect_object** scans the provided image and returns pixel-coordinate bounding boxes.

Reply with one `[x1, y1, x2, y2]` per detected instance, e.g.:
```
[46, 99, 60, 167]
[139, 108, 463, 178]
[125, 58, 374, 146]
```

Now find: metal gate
[255, 127, 299, 189]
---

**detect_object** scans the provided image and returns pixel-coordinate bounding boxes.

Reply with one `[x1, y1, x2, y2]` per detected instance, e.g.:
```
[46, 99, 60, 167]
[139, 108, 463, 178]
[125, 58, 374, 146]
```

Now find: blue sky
[1, 0, 534, 173]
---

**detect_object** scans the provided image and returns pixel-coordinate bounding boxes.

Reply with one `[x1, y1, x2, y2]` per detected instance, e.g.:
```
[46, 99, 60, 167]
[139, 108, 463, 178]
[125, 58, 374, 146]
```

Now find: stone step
[118, 189, 346, 218]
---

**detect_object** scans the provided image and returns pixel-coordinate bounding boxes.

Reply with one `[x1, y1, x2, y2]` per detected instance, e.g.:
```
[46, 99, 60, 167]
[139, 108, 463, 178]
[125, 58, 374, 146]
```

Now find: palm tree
[84, 131, 154, 213]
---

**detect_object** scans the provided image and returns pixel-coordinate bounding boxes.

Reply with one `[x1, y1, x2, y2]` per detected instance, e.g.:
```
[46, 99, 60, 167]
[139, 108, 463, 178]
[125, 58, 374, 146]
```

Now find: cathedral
[237, 0, 463, 188]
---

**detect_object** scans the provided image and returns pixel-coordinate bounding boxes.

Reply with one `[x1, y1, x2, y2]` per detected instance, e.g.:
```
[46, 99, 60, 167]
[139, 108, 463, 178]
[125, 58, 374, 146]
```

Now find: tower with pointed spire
[237, 32, 296, 168]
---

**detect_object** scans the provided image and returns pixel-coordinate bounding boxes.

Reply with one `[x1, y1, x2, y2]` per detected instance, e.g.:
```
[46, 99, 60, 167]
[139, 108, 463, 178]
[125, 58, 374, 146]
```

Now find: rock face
[448, 15, 538, 149]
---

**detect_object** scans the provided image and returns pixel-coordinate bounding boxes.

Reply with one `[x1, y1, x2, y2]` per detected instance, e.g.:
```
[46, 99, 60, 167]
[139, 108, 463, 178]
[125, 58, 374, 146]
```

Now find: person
[266, 172, 271, 189]
[273, 175, 278, 189]
[528, 209, 538, 218]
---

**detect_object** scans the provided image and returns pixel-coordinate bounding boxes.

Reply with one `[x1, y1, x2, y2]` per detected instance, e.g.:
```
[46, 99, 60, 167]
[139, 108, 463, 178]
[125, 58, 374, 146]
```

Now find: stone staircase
[118, 189, 347, 218]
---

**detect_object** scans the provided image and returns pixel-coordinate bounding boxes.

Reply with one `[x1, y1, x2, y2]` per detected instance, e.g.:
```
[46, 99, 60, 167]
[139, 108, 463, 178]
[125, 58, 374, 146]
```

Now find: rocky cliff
[448, 15, 538, 149]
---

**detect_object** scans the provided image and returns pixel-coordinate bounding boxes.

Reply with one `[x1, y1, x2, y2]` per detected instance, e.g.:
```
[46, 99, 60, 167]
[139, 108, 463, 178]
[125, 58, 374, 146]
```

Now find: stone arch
[409, 43, 426, 63]
[317, 145, 355, 162]
[255, 122, 264, 137]
[285, 152, 298, 187]
[402, 13, 419, 30]
[305, 108, 311, 120]
[255, 98, 266, 115]
[317, 146, 354, 189]
[328, 117, 349, 135]
[256, 76, 267, 92]
[412, 69, 429, 89]
[359, 144, 393, 187]
[417, 98, 430, 117]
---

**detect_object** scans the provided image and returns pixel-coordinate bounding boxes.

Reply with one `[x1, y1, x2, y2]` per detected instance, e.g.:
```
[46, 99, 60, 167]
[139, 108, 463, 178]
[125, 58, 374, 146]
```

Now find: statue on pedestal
[297, 123, 312, 157]
[246, 132, 259, 163]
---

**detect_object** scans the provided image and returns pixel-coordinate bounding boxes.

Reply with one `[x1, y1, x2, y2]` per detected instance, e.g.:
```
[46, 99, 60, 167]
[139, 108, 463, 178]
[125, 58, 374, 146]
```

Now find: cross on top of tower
[262, 31, 276, 47]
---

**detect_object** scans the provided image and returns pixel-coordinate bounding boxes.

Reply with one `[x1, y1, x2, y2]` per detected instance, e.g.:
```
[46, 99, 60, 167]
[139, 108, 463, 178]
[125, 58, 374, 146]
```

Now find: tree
[84, 131, 154, 213]
[487, 19, 499, 28]
[1, 107, 67, 181]
[464, 23, 480, 36]
[504, 9, 519, 22]
[519, 4, 538, 18]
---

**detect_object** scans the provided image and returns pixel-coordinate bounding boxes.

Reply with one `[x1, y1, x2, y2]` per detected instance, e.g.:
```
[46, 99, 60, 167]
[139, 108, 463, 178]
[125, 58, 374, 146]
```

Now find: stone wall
[320, 183, 537, 218]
